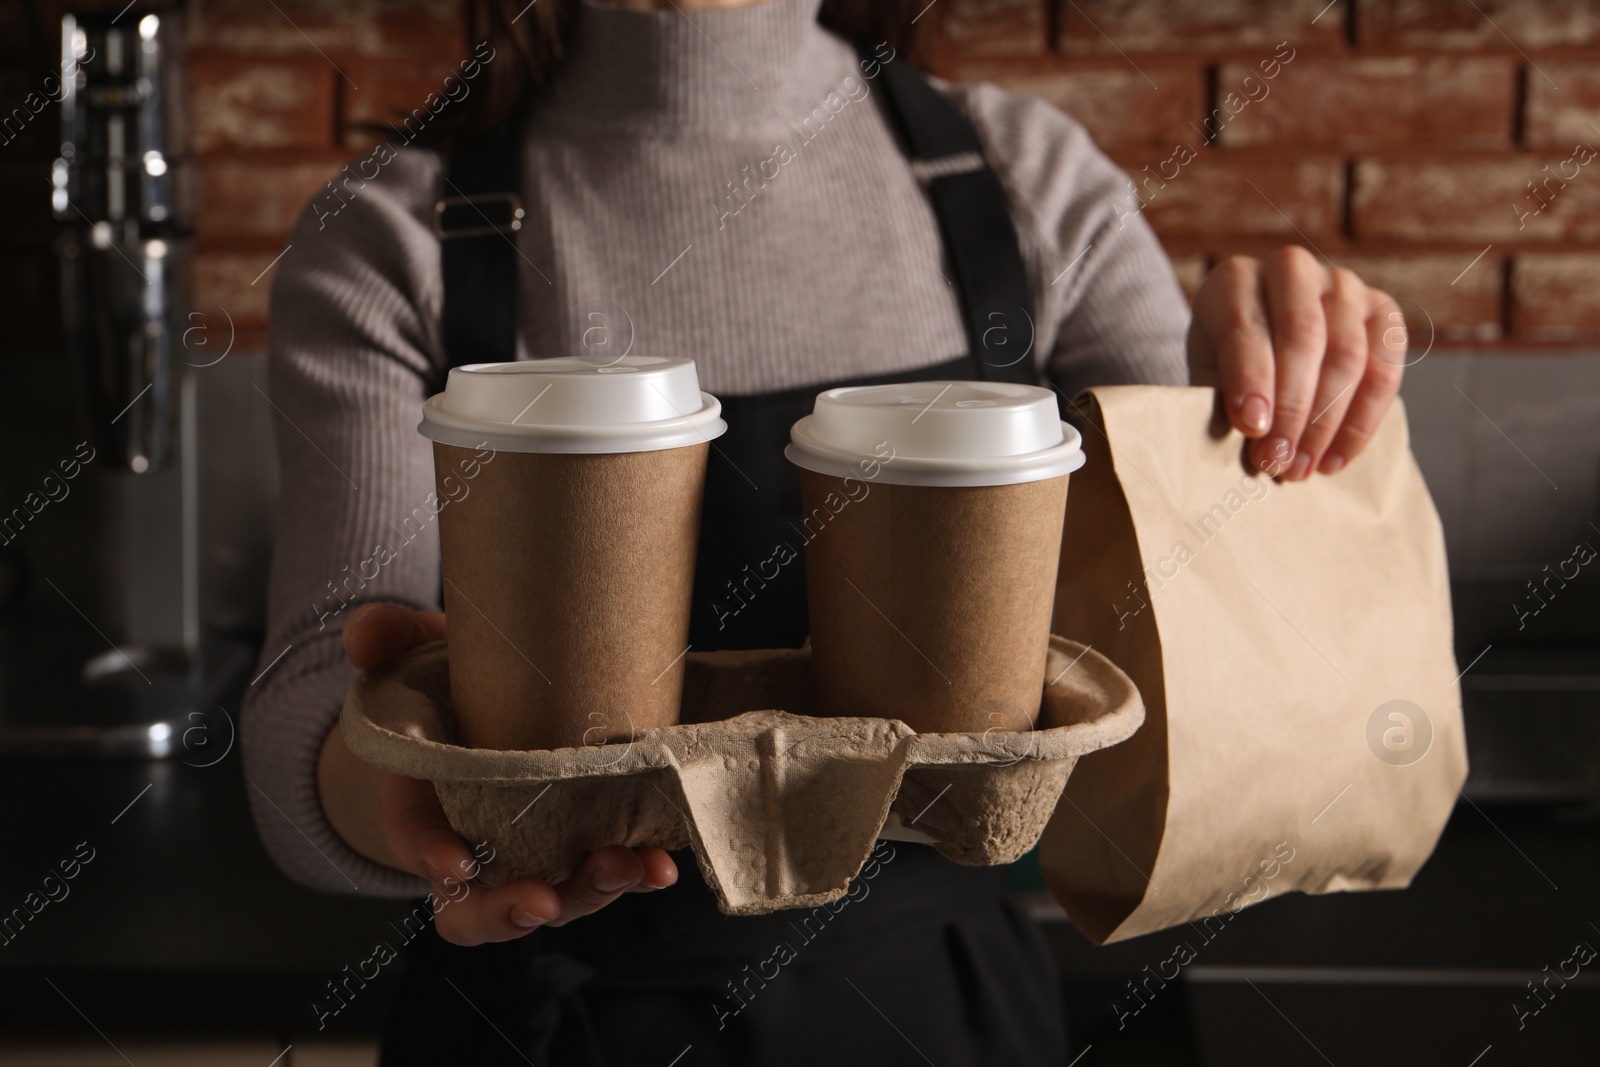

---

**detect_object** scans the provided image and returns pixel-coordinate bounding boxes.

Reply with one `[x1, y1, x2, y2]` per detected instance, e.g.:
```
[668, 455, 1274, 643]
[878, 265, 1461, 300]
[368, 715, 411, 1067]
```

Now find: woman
[241, 0, 1404, 1061]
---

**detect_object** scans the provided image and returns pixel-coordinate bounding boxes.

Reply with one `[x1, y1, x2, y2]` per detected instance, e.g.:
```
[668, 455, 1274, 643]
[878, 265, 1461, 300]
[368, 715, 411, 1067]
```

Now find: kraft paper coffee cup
[786, 381, 1084, 734]
[419, 356, 726, 751]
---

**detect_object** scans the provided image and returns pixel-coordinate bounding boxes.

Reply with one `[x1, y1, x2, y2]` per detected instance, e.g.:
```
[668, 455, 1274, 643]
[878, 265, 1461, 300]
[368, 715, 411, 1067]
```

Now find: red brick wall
[183, 0, 466, 350]
[934, 0, 1600, 347]
[6, 0, 1599, 351]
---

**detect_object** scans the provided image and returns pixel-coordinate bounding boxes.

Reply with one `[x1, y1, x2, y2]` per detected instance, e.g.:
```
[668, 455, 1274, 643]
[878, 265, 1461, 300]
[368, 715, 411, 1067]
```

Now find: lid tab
[786, 380, 1084, 487]
[419, 356, 727, 454]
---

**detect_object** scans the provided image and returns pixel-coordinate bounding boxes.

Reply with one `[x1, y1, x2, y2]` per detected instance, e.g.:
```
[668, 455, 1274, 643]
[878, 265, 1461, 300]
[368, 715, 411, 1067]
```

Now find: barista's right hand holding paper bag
[1187, 248, 1406, 480]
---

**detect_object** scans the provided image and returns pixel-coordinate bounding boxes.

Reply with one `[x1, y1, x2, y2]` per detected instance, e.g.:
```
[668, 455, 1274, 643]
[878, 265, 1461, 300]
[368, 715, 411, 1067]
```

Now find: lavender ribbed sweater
[240, 0, 1189, 897]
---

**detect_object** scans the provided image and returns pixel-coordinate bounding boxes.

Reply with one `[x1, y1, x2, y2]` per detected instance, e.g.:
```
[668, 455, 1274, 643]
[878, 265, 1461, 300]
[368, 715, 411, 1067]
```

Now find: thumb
[344, 603, 447, 669]
[379, 770, 479, 884]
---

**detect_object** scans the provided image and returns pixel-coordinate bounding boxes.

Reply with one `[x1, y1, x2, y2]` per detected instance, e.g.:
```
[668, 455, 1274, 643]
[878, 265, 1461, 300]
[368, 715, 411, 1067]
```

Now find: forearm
[240, 647, 428, 897]
[937, 81, 1190, 393]
[318, 716, 399, 871]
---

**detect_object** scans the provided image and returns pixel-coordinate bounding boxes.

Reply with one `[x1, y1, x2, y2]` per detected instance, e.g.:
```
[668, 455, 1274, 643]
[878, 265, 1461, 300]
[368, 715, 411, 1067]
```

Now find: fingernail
[1320, 452, 1345, 475]
[594, 873, 631, 893]
[1258, 437, 1293, 474]
[509, 907, 545, 929]
[1287, 452, 1313, 480]
[1238, 394, 1271, 434]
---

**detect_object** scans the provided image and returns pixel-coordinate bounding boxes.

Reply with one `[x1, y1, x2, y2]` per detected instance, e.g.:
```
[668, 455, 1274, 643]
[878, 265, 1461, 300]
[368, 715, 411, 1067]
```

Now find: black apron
[381, 52, 1066, 1066]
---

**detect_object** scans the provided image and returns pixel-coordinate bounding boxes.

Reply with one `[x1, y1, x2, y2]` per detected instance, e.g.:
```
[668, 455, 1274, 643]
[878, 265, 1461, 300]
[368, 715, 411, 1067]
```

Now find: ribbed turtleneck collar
[540, 0, 836, 133]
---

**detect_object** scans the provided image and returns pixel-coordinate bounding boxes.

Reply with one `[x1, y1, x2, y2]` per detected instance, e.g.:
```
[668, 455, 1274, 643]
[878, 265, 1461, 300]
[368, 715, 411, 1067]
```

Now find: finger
[545, 846, 648, 927]
[378, 771, 563, 946]
[1369, 292, 1413, 371]
[344, 603, 447, 669]
[378, 771, 479, 885]
[1321, 290, 1405, 473]
[432, 876, 564, 946]
[1252, 247, 1329, 477]
[623, 847, 679, 892]
[1292, 267, 1369, 478]
[1192, 255, 1276, 439]
[425, 847, 674, 944]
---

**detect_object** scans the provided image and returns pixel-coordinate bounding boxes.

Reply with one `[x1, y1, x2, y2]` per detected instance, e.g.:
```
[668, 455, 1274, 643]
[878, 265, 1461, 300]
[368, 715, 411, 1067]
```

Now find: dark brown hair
[436, 0, 931, 142]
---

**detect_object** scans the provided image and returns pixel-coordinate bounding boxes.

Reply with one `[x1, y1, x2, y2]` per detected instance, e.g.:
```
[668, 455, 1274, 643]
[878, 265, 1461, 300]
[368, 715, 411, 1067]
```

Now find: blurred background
[0, 0, 1596, 1064]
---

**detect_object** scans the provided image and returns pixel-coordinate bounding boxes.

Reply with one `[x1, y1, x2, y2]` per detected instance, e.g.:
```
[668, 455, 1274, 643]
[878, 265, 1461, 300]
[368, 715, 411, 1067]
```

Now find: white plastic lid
[785, 380, 1084, 487]
[418, 356, 727, 454]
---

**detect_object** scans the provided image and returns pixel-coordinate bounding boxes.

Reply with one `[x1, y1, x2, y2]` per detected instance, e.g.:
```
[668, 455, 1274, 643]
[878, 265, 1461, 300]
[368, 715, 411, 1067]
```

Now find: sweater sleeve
[239, 142, 448, 898]
[938, 79, 1192, 401]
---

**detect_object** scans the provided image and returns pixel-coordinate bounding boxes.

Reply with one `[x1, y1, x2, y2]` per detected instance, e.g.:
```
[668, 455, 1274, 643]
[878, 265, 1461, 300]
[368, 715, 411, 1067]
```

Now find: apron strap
[436, 108, 525, 373]
[868, 48, 1039, 385]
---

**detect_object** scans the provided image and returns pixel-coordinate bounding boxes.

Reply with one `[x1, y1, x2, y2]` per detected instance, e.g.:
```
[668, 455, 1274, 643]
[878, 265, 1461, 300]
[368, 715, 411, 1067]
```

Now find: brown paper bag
[1041, 386, 1467, 944]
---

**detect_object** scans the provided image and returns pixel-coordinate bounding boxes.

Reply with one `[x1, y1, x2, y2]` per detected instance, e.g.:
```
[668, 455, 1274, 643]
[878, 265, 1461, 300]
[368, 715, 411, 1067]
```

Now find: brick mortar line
[1341, 159, 1354, 240]
[951, 44, 1600, 62]
[1501, 256, 1516, 338]
[1156, 240, 1600, 257]
[1105, 149, 1596, 163]
[194, 150, 358, 163]
[1511, 60, 1529, 148]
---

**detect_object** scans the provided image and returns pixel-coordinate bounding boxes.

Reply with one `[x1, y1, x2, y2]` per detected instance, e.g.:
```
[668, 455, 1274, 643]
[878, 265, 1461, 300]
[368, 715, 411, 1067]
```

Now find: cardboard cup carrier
[786, 381, 1086, 734]
[346, 369, 1143, 915]
[418, 355, 725, 751]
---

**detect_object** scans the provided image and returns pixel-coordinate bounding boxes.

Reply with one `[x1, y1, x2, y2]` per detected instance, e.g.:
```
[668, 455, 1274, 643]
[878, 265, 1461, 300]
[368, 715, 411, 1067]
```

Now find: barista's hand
[343, 603, 678, 946]
[1187, 246, 1405, 480]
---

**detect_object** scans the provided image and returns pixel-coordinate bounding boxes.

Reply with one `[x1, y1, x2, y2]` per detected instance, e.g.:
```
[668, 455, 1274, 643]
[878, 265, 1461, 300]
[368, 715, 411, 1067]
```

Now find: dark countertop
[1043, 802, 1600, 1065]
[0, 747, 415, 1035]
[3, 711, 1597, 1060]
[0, 750, 416, 971]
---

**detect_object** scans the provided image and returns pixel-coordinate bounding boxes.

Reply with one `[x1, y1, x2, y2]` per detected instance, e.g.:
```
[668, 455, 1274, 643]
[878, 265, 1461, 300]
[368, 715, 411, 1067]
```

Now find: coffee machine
[0, 8, 251, 760]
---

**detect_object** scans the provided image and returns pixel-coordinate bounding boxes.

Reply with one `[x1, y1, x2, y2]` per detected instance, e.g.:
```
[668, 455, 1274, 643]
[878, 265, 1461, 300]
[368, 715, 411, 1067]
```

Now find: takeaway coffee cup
[786, 381, 1084, 734]
[418, 356, 726, 751]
